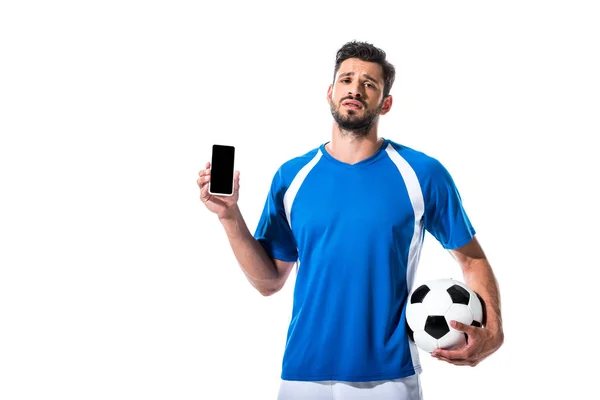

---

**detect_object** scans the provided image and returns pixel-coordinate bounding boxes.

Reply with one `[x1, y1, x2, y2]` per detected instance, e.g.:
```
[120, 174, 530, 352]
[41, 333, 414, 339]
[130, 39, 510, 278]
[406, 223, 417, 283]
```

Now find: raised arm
[198, 163, 295, 296]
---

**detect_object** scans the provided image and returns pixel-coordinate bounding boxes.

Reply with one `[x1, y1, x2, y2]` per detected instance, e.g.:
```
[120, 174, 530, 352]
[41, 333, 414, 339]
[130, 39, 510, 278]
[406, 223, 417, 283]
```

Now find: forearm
[218, 204, 281, 292]
[463, 258, 503, 336]
[438, 240, 504, 365]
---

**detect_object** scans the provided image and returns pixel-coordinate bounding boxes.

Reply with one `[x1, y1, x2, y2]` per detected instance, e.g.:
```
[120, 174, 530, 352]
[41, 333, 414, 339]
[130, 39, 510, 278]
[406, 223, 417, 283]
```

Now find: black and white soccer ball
[406, 278, 486, 353]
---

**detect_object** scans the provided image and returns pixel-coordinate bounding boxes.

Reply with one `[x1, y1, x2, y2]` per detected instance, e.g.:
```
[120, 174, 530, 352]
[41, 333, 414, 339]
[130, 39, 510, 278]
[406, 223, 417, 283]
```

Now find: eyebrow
[339, 71, 380, 85]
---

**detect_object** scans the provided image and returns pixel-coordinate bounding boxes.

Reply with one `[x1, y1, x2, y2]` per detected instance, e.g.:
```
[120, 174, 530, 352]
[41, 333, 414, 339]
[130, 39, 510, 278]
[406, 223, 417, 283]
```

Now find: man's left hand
[431, 320, 503, 367]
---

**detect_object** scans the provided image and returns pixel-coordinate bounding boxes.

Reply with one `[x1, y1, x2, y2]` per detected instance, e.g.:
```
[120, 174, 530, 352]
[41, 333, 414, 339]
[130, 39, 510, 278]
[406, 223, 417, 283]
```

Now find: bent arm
[219, 204, 295, 296]
[450, 237, 504, 340]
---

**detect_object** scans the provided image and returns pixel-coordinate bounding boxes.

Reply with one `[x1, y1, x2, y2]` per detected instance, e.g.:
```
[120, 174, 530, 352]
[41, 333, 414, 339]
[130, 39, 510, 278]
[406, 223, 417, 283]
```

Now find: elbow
[258, 281, 283, 297]
[259, 286, 280, 297]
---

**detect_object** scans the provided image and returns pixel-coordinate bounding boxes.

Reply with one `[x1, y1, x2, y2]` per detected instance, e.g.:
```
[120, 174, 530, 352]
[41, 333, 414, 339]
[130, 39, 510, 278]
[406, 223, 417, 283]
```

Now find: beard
[330, 98, 383, 137]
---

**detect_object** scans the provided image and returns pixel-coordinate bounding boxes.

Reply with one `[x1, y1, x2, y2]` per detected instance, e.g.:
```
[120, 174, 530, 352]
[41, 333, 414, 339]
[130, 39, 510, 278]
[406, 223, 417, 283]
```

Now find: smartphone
[208, 144, 235, 196]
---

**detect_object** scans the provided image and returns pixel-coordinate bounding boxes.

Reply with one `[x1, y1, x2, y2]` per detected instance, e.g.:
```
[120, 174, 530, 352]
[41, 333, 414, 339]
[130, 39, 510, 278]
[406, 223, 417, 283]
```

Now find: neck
[325, 124, 384, 165]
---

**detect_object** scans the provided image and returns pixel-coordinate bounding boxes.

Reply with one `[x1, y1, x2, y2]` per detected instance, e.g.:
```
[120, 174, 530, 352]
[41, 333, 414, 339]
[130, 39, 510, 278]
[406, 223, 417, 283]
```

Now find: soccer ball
[406, 278, 485, 353]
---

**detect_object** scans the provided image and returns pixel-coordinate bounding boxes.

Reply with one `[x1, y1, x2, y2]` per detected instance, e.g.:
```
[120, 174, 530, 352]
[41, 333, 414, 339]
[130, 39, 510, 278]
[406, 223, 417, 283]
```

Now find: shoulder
[385, 139, 448, 179]
[271, 145, 323, 187]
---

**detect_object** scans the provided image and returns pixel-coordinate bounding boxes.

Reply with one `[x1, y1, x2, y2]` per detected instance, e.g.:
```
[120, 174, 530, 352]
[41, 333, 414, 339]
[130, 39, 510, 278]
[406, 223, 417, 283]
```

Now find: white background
[1, 1, 599, 399]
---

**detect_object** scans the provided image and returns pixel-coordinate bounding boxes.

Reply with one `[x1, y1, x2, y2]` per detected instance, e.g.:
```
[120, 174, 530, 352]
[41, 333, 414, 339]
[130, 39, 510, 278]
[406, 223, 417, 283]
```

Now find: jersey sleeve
[423, 160, 476, 250]
[253, 169, 299, 262]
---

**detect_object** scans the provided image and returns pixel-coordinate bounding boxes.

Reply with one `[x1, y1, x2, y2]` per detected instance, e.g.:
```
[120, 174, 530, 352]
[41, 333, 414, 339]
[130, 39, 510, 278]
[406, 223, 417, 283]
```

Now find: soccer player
[197, 40, 504, 400]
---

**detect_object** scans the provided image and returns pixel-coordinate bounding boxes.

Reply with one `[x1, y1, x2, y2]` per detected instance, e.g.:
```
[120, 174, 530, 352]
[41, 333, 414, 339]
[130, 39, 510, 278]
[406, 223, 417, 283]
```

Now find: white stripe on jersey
[283, 149, 323, 230]
[385, 143, 426, 373]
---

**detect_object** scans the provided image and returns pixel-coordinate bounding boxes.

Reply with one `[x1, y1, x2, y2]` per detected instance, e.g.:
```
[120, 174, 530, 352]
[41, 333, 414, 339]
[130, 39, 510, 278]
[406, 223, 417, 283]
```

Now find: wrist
[218, 204, 240, 222]
[484, 317, 504, 339]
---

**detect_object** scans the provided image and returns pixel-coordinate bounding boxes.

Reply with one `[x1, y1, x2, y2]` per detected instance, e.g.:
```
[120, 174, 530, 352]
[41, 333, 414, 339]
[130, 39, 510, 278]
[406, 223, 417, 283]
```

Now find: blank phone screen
[210, 145, 235, 195]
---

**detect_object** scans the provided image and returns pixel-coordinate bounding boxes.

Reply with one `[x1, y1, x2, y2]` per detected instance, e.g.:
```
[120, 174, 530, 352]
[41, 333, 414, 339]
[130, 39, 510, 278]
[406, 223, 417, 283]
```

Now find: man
[197, 41, 504, 399]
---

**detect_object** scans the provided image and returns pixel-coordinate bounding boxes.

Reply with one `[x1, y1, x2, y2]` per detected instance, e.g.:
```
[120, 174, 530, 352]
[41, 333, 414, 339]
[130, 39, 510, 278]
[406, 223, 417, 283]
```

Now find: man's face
[327, 58, 391, 135]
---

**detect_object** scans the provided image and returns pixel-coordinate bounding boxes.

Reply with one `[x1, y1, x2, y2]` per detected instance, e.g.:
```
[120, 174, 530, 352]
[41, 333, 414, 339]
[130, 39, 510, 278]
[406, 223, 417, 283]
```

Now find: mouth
[342, 100, 363, 110]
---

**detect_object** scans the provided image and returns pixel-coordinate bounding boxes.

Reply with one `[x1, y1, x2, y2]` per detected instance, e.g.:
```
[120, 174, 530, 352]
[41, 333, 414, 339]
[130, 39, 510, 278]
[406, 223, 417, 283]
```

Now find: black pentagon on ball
[446, 284, 470, 305]
[410, 285, 430, 304]
[424, 316, 449, 339]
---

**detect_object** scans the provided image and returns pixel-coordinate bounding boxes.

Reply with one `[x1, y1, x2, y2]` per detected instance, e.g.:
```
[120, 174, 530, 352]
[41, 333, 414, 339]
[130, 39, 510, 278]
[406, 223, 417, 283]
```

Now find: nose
[348, 84, 363, 98]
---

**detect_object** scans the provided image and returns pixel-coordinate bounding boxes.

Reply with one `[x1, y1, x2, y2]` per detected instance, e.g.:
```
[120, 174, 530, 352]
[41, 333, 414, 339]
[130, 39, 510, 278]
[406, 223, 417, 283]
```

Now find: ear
[379, 95, 393, 115]
[326, 84, 333, 103]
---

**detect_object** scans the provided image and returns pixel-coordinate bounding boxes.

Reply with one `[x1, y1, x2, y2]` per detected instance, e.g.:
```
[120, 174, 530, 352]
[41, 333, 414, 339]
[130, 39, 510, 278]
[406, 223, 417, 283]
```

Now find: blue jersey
[253, 138, 476, 382]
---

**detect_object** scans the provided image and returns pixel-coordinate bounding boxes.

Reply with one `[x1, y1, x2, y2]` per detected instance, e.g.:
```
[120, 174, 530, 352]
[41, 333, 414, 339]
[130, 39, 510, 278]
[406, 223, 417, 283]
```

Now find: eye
[365, 82, 375, 88]
[341, 78, 351, 83]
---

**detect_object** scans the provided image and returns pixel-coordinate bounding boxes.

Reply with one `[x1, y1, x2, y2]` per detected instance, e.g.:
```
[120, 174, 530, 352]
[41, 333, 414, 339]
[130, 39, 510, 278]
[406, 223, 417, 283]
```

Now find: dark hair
[333, 40, 396, 98]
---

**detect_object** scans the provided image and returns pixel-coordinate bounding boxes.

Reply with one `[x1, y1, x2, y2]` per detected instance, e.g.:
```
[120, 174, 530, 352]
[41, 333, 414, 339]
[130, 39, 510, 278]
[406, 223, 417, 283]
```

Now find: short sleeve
[423, 160, 476, 250]
[253, 169, 299, 262]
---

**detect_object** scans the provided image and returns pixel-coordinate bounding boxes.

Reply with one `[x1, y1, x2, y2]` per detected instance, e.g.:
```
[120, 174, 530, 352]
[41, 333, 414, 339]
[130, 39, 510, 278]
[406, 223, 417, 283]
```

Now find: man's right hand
[197, 161, 241, 220]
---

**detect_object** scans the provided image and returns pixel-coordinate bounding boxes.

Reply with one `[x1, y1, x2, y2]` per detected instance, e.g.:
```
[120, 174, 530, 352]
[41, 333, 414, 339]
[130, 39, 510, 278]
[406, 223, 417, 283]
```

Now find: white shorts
[277, 373, 423, 400]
